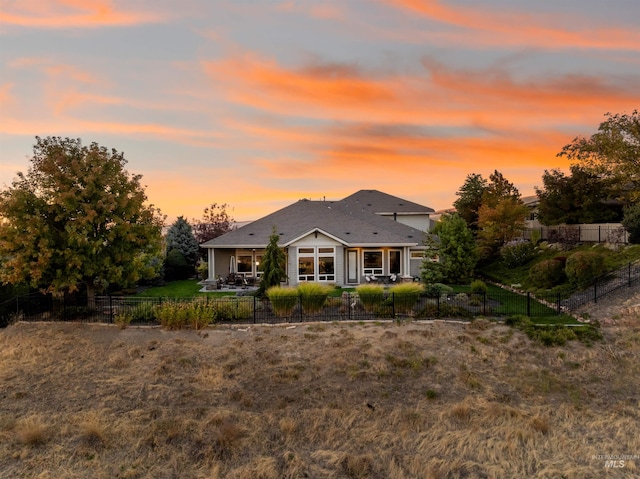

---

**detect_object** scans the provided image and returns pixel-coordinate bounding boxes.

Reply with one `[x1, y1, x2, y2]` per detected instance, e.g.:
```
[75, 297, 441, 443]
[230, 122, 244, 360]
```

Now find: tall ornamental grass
[355, 284, 385, 311]
[389, 283, 424, 315]
[297, 282, 332, 314]
[266, 286, 299, 317]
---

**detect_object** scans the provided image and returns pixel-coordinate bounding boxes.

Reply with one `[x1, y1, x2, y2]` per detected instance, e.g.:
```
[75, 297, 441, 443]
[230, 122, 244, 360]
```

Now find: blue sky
[1, 0, 639, 222]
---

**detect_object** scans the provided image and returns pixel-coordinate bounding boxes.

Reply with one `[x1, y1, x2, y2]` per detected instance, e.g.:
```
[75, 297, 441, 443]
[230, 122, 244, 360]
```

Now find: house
[200, 190, 435, 287]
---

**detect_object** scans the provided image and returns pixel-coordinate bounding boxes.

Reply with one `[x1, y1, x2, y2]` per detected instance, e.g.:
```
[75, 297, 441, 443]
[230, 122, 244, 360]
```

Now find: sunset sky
[1, 0, 639, 223]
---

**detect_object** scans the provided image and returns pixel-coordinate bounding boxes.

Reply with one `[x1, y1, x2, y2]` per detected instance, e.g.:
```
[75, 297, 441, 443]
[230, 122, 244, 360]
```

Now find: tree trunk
[86, 280, 96, 310]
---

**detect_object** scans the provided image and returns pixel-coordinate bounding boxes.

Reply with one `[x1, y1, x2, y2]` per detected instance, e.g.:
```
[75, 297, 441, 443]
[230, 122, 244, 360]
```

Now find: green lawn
[135, 279, 213, 297]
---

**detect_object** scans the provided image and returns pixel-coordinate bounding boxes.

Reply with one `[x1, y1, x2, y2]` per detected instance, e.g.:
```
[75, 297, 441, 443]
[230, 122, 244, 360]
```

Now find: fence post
[526, 292, 531, 317]
[436, 294, 440, 317]
[253, 296, 256, 323]
[109, 296, 113, 323]
[482, 292, 486, 316]
[557, 293, 561, 315]
[391, 292, 396, 318]
[348, 293, 352, 321]
[598, 225, 601, 243]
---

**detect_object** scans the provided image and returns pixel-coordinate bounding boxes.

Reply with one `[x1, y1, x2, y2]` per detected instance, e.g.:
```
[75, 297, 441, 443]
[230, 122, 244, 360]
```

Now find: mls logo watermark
[593, 453, 638, 469]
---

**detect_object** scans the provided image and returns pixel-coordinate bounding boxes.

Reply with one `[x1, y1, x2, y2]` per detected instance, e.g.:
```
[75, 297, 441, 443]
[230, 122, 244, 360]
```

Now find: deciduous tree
[476, 171, 528, 259]
[558, 110, 640, 202]
[0, 137, 164, 305]
[535, 165, 622, 225]
[477, 197, 529, 258]
[192, 203, 234, 248]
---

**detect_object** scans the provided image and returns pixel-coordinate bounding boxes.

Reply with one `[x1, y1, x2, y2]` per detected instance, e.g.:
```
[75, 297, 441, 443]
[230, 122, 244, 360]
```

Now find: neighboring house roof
[201, 191, 433, 249]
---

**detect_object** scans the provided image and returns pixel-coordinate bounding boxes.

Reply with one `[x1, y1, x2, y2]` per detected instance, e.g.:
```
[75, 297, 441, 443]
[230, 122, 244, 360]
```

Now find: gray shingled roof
[341, 190, 435, 214]
[201, 193, 431, 248]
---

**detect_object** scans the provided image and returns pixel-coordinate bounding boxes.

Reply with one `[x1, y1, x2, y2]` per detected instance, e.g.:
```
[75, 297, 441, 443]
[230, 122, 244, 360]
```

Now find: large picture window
[298, 246, 335, 282]
[363, 251, 383, 275]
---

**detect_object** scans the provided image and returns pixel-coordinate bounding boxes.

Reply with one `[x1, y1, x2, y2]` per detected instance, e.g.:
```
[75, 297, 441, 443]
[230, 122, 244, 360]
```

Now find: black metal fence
[560, 261, 640, 310]
[2, 262, 637, 327]
[0, 290, 579, 326]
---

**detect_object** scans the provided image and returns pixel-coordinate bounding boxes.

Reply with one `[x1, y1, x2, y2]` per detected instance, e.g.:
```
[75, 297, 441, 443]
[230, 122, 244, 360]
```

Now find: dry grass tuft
[15, 415, 49, 446]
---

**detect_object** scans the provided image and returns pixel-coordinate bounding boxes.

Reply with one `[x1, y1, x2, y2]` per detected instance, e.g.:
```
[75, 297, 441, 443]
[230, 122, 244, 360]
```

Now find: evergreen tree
[453, 173, 488, 231]
[257, 228, 287, 296]
[165, 216, 200, 268]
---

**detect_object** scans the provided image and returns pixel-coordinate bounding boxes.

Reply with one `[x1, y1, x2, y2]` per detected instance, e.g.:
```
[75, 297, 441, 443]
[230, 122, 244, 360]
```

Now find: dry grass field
[1, 311, 639, 478]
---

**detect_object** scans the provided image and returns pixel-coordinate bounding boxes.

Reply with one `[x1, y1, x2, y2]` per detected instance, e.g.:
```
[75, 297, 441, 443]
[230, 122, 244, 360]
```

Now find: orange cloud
[0, 0, 166, 29]
[203, 53, 638, 132]
[380, 0, 640, 50]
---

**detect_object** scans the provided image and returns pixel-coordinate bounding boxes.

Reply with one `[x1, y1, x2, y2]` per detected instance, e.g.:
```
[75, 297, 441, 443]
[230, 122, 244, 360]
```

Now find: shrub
[114, 312, 133, 329]
[355, 284, 385, 311]
[528, 259, 566, 289]
[297, 282, 331, 314]
[470, 280, 488, 294]
[424, 283, 453, 297]
[622, 202, 640, 244]
[153, 299, 216, 330]
[565, 251, 604, 289]
[130, 301, 156, 322]
[500, 240, 535, 267]
[266, 286, 299, 317]
[216, 297, 252, 321]
[389, 283, 424, 315]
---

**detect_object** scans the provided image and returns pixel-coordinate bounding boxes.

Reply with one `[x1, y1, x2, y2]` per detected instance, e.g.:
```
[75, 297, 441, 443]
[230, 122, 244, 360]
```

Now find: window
[410, 251, 424, 259]
[363, 251, 383, 275]
[318, 248, 335, 281]
[237, 255, 252, 275]
[298, 248, 315, 281]
[297, 246, 335, 282]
